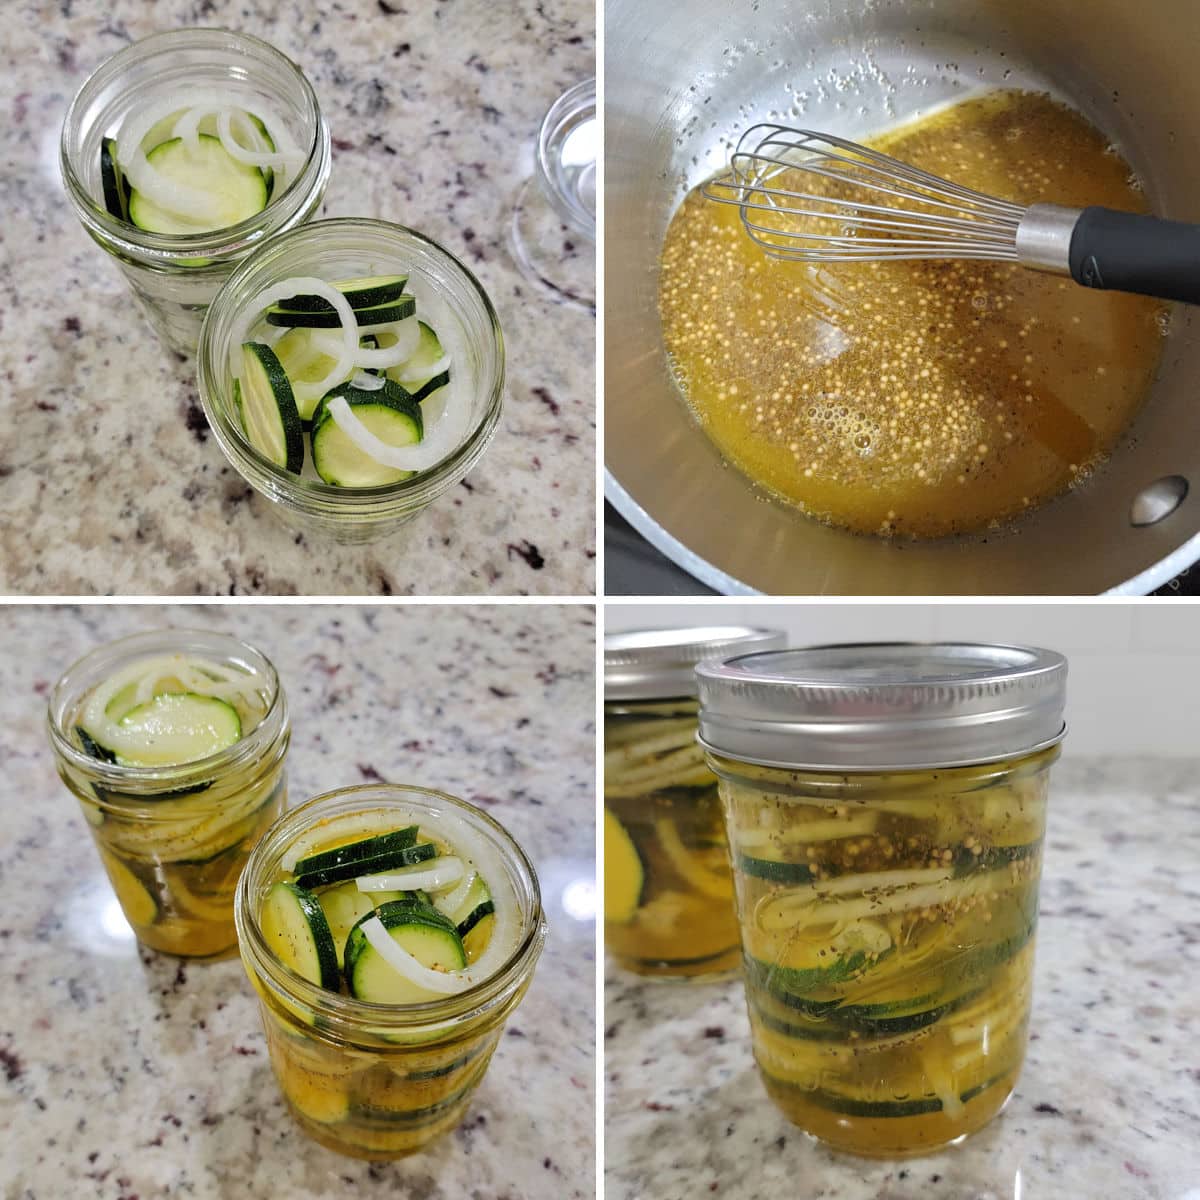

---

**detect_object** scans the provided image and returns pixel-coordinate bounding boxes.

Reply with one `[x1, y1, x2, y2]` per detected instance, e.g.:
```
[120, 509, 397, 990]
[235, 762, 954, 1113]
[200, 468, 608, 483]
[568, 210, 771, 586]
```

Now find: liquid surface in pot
[659, 90, 1167, 538]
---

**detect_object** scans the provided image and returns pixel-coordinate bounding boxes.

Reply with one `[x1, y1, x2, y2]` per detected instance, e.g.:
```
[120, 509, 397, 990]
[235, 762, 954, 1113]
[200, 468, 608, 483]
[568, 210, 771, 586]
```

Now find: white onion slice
[116, 96, 229, 223]
[172, 105, 229, 152]
[310, 317, 418, 369]
[356, 857, 464, 893]
[217, 109, 302, 172]
[360, 917, 476, 995]
[327, 390, 471, 474]
[358, 315, 422, 359]
[405, 813, 520, 987]
[351, 371, 387, 391]
[116, 92, 301, 223]
[395, 354, 452, 386]
[433, 869, 478, 918]
[231, 277, 356, 399]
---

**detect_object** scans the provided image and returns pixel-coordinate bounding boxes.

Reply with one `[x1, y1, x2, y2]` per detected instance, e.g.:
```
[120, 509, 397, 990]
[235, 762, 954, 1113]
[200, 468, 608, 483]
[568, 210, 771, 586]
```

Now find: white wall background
[604, 602, 1200, 759]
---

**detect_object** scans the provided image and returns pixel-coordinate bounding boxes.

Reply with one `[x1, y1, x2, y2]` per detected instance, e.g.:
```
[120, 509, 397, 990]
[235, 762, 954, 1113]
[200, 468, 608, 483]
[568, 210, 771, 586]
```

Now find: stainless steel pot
[605, 0, 1200, 594]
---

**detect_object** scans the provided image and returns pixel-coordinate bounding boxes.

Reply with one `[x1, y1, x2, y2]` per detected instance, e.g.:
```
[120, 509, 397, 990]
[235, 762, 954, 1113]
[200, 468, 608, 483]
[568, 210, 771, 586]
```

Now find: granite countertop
[0, 0, 594, 596]
[605, 758, 1200, 1200]
[1, 603, 596, 1198]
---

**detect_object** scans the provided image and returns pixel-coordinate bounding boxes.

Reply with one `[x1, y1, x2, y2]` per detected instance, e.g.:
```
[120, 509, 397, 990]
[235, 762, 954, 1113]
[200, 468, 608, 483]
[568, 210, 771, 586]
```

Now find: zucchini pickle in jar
[696, 643, 1067, 1157]
[234, 785, 546, 1159]
[604, 626, 785, 978]
[46, 630, 290, 959]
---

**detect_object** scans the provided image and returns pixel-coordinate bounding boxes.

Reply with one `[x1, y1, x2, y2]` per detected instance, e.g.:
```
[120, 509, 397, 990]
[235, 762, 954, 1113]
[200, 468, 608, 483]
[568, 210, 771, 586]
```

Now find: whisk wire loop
[702, 122, 1028, 263]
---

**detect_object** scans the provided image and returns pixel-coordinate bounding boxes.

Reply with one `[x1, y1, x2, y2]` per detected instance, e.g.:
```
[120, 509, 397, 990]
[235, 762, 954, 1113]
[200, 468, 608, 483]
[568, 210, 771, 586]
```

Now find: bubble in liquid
[1154, 310, 1172, 339]
[1126, 172, 1144, 193]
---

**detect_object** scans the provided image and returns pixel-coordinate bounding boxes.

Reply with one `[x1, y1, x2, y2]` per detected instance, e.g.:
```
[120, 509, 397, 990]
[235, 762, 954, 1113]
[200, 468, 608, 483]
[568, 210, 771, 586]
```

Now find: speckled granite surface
[1, 603, 596, 1197]
[0, 1, 594, 596]
[605, 758, 1200, 1200]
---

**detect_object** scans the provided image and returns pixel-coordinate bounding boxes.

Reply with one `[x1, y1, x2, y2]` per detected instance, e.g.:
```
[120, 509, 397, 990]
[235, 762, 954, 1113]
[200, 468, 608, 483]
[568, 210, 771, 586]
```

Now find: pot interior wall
[605, 0, 1200, 593]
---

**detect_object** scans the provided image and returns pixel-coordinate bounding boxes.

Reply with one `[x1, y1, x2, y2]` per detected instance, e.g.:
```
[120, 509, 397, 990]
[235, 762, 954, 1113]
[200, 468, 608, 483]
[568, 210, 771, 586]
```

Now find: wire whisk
[701, 122, 1200, 305]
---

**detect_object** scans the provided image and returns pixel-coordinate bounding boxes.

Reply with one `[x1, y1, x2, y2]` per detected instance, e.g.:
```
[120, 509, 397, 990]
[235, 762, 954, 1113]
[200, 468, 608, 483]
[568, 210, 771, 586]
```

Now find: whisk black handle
[1069, 207, 1200, 305]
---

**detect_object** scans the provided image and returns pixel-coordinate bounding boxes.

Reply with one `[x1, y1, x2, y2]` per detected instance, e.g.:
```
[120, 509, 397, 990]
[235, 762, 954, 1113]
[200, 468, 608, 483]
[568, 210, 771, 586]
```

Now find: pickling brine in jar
[47, 630, 290, 959]
[603, 627, 786, 978]
[696, 642, 1067, 1157]
[235, 785, 545, 1159]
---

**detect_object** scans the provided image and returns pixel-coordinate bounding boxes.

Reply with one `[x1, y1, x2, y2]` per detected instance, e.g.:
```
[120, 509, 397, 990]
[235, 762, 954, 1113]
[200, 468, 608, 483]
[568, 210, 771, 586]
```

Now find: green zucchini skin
[265, 293, 416, 328]
[294, 826, 419, 877]
[760, 1072, 1001, 1119]
[238, 342, 304, 474]
[293, 841, 437, 890]
[100, 138, 129, 222]
[261, 880, 341, 990]
[273, 275, 410, 314]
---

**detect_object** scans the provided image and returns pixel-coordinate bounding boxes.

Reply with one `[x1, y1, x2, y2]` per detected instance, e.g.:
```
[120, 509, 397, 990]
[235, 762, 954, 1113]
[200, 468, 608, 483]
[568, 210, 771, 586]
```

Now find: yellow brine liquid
[659, 90, 1167, 537]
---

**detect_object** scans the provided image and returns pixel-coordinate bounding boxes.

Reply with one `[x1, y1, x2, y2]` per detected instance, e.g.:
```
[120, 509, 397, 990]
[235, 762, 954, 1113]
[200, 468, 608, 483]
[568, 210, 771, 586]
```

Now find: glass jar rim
[196, 218, 505, 514]
[697, 641, 1068, 771]
[536, 77, 596, 240]
[59, 27, 327, 258]
[46, 627, 287, 799]
[235, 784, 545, 1033]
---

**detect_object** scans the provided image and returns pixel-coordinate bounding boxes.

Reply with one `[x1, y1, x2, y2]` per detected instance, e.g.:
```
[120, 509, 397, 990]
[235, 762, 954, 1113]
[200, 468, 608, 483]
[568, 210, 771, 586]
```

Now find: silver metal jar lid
[605, 626, 788, 700]
[696, 642, 1067, 770]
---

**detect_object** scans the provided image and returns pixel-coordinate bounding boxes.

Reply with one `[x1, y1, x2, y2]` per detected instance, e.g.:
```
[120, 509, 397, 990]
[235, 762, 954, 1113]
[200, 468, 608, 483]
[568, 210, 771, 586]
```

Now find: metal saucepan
[605, 0, 1200, 594]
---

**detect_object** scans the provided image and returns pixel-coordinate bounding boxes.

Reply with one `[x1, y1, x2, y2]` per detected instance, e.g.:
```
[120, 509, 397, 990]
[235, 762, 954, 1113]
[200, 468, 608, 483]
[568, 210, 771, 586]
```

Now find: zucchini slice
[310, 383, 424, 488]
[450, 875, 494, 939]
[604, 808, 644, 924]
[387, 321, 451, 403]
[100, 137, 129, 222]
[260, 881, 341, 990]
[273, 275, 410, 315]
[265, 293, 416, 329]
[294, 841, 437, 891]
[127, 135, 269, 234]
[237, 342, 304, 474]
[110, 691, 242, 767]
[76, 725, 117, 764]
[345, 901, 466, 1003]
[295, 827, 420, 878]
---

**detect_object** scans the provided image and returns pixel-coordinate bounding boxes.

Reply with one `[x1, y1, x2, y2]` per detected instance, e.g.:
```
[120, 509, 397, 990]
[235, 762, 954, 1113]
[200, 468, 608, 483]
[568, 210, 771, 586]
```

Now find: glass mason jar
[46, 629, 290, 959]
[197, 218, 505, 544]
[696, 643, 1067, 1159]
[235, 784, 546, 1159]
[603, 626, 786, 978]
[60, 29, 331, 355]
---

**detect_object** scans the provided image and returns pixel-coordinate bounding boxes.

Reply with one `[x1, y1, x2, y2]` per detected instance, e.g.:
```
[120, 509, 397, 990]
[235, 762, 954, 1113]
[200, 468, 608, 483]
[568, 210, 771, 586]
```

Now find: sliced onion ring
[311, 317, 419, 369]
[115, 98, 220, 223]
[217, 109, 302, 172]
[360, 917, 478, 995]
[356, 857, 464, 893]
[396, 354, 452, 386]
